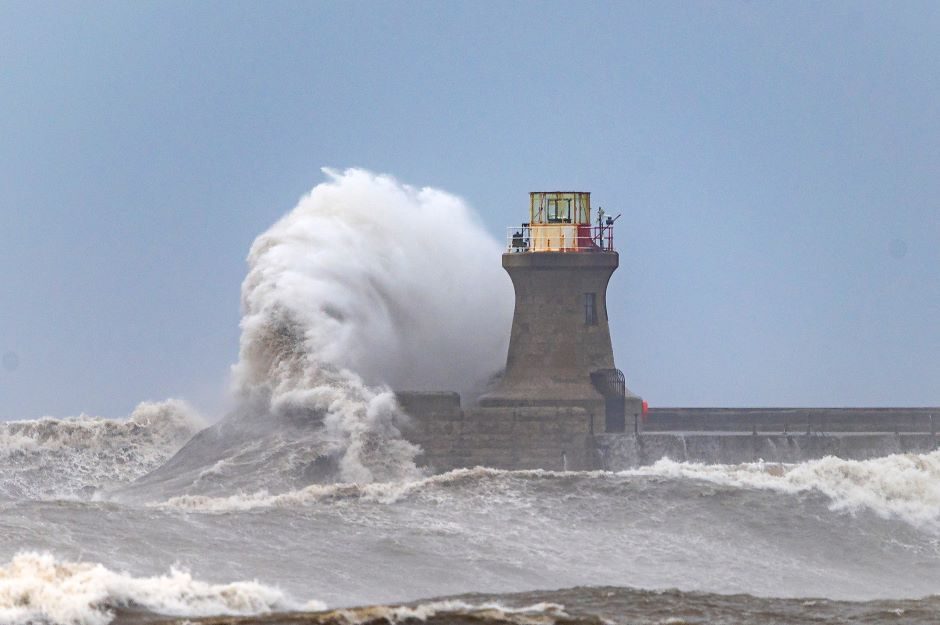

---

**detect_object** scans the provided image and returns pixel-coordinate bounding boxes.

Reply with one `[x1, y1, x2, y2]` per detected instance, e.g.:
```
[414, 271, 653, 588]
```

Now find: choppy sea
[1, 399, 939, 625]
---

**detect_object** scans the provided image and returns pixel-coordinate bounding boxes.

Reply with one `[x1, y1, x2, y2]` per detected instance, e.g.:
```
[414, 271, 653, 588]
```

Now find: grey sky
[1, 1, 938, 419]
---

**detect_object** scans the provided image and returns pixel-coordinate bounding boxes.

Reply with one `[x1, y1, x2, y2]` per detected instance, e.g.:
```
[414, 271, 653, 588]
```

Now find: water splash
[230, 168, 512, 483]
[0, 552, 322, 625]
[117, 169, 513, 496]
[628, 450, 940, 531]
[0, 400, 203, 500]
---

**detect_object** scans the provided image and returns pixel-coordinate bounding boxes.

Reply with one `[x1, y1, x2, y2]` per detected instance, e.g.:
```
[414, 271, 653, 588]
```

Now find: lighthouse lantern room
[508, 191, 619, 253]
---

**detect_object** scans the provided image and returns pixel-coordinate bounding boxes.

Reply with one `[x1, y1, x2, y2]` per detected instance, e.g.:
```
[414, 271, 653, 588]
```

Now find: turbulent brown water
[2, 427, 939, 625]
[121, 586, 940, 625]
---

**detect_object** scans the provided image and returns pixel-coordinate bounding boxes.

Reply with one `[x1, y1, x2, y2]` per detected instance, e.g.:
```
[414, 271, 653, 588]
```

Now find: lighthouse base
[396, 392, 597, 471]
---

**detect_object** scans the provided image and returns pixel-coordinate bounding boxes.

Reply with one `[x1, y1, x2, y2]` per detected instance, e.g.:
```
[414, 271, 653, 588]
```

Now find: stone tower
[481, 192, 642, 432]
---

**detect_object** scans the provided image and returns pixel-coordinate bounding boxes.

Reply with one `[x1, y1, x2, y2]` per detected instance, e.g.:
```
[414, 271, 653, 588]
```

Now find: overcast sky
[1, 1, 938, 419]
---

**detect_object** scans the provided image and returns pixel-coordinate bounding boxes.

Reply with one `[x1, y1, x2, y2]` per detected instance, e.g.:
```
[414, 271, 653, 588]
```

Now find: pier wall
[644, 407, 939, 433]
[396, 393, 940, 471]
[595, 432, 940, 470]
[397, 392, 593, 472]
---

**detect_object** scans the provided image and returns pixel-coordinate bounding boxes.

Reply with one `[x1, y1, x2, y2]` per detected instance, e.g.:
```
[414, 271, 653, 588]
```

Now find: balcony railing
[506, 224, 615, 253]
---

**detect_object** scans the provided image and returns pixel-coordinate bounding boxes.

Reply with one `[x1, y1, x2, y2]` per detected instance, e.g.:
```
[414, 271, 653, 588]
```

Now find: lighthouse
[397, 191, 933, 473]
[481, 192, 643, 433]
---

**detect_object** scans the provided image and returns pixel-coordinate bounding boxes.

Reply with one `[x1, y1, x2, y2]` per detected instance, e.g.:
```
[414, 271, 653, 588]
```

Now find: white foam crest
[0, 400, 204, 500]
[627, 450, 940, 530]
[157, 466, 491, 511]
[0, 551, 324, 625]
[231, 168, 512, 483]
[155, 466, 609, 512]
[331, 600, 570, 625]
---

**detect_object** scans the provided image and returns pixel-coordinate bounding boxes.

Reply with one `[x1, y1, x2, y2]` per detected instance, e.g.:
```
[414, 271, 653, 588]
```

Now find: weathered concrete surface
[404, 410, 593, 472]
[645, 407, 940, 433]
[397, 393, 940, 472]
[397, 391, 594, 471]
[596, 432, 940, 470]
[480, 251, 636, 408]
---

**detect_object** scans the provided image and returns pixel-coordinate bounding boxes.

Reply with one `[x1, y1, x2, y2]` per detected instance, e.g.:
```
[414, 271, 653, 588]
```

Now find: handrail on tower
[507, 191, 620, 253]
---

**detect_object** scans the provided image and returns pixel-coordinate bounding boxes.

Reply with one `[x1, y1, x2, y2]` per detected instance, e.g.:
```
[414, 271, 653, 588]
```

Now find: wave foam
[234, 167, 512, 397]
[327, 600, 573, 625]
[156, 466, 597, 512]
[0, 552, 323, 625]
[627, 450, 940, 530]
[0, 400, 203, 500]
[158, 451, 940, 534]
[156, 466, 496, 511]
[142, 168, 513, 493]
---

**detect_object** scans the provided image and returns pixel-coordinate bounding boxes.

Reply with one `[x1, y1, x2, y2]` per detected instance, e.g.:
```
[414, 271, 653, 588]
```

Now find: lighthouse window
[547, 198, 571, 223]
[584, 293, 598, 325]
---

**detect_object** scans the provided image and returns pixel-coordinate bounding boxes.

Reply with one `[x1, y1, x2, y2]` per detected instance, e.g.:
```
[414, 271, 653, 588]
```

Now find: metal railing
[506, 224, 615, 253]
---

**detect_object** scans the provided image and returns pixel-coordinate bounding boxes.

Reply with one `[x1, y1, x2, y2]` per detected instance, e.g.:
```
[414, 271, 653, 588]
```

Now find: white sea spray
[0, 552, 323, 625]
[0, 400, 203, 499]
[229, 168, 512, 484]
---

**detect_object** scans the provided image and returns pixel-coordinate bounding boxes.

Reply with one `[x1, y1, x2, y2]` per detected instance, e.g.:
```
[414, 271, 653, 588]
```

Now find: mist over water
[1, 170, 938, 625]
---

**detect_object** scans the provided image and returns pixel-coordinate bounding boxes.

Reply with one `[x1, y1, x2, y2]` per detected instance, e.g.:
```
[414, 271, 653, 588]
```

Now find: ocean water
[1, 404, 939, 625]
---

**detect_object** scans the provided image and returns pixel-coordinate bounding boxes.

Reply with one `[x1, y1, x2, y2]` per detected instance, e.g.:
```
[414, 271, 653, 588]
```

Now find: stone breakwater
[397, 393, 940, 472]
[595, 431, 940, 470]
[643, 407, 940, 434]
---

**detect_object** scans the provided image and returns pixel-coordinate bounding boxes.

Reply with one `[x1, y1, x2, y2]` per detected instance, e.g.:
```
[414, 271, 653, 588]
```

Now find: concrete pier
[595, 431, 940, 470]
[644, 407, 939, 433]
[397, 393, 940, 472]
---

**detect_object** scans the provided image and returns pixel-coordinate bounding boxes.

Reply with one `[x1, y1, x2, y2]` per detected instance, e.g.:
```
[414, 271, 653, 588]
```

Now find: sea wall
[595, 432, 940, 470]
[397, 392, 594, 471]
[645, 407, 940, 433]
[397, 393, 940, 471]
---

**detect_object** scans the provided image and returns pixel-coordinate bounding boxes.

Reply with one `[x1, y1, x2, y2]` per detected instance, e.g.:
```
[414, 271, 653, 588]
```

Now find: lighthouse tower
[481, 192, 642, 433]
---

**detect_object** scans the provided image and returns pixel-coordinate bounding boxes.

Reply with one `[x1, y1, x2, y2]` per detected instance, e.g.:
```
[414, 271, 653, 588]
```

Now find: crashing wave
[230, 167, 510, 484]
[0, 400, 203, 500]
[234, 167, 511, 397]
[626, 450, 940, 531]
[120, 169, 511, 500]
[152, 466, 603, 511]
[0, 551, 323, 625]
[154, 466, 525, 511]
[157, 452, 940, 535]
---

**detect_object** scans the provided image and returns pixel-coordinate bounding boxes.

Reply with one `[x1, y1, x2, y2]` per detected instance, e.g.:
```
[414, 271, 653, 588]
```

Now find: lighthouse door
[605, 395, 626, 432]
[591, 369, 627, 432]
